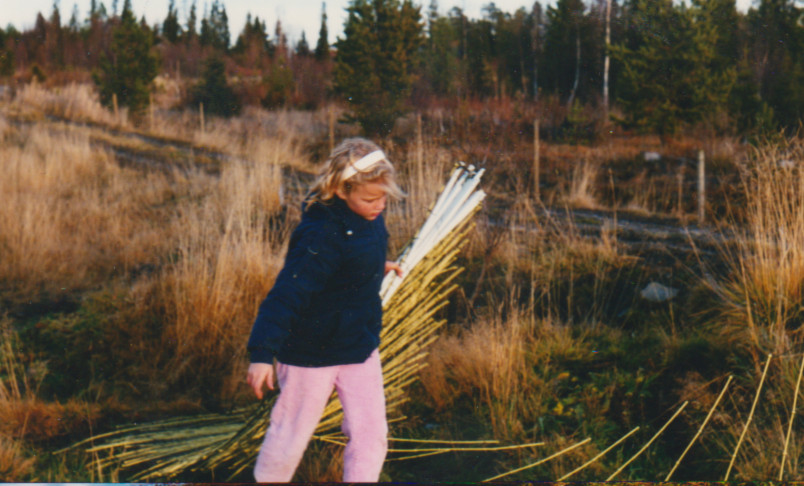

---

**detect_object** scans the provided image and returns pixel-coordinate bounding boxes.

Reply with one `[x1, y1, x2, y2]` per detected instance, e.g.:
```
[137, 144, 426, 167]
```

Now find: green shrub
[192, 56, 241, 117]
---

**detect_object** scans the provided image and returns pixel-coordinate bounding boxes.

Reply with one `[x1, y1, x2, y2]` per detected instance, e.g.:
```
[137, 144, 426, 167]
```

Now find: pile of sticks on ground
[66, 163, 488, 481]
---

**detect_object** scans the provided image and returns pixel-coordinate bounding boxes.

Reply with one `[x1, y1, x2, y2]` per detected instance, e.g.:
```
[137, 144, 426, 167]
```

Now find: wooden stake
[666, 376, 733, 480]
[607, 401, 688, 480]
[199, 102, 205, 133]
[149, 92, 154, 132]
[112, 93, 119, 122]
[676, 164, 684, 215]
[416, 113, 424, 199]
[779, 355, 804, 480]
[725, 353, 772, 480]
[558, 426, 640, 481]
[533, 119, 540, 202]
[328, 105, 335, 153]
[416, 113, 423, 167]
[697, 150, 705, 223]
[603, 0, 611, 114]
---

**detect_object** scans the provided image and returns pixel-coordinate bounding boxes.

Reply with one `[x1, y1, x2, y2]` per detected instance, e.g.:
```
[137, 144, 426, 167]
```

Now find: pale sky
[1, 0, 755, 46]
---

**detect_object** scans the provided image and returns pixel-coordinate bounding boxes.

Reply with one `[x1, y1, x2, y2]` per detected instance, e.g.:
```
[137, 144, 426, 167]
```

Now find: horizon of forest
[0, 0, 801, 139]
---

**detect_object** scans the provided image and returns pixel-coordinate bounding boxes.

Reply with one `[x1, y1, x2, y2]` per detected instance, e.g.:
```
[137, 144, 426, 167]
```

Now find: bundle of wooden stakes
[66, 163, 492, 481]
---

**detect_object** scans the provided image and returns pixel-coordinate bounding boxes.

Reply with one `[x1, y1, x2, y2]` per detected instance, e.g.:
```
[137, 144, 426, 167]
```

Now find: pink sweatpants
[253, 349, 388, 482]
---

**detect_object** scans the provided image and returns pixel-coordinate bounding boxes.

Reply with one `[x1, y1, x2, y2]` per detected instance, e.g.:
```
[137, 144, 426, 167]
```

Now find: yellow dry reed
[725, 353, 772, 480]
[665, 375, 733, 480]
[74, 194, 481, 481]
[606, 401, 688, 480]
[779, 355, 804, 480]
[557, 426, 640, 481]
[482, 438, 591, 482]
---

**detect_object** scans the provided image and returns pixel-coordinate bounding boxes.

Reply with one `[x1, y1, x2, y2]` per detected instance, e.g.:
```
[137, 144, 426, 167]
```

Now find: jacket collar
[304, 196, 374, 230]
[328, 197, 373, 229]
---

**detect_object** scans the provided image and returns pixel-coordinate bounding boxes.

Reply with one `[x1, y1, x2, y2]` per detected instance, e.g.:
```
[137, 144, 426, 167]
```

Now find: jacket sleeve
[247, 218, 343, 363]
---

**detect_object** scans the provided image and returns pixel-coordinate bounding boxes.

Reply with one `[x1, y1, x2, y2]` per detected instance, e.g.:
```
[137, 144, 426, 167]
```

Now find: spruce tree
[746, 0, 804, 128]
[186, 1, 198, 40]
[424, 2, 460, 96]
[612, 0, 733, 137]
[193, 55, 240, 116]
[541, 0, 595, 101]
[200, 0, 230, 50]
[315, 2, 330, 60]
[93, 0, 158, 115]
[162, 0, 181, 43]
[0, 28, 15, 77]
[334, 0, 425, 136]
[296, 32, 311, 56]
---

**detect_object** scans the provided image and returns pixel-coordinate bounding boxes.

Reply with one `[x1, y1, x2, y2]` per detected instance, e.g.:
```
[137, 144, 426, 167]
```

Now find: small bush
[192, 56, 241, 117]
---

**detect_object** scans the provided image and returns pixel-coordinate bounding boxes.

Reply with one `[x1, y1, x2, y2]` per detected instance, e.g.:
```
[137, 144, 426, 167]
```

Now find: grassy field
[2, 82, 804, 481]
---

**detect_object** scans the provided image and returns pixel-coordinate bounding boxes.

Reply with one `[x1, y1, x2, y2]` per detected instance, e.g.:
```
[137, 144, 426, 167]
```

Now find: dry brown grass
[711, 356, 804, 480]
[565, 160, 600, 209]
[0, 324, 36, 483]
[0, 436, 35, 481]
[0, 317, 98, 480]
[711, 136, 804, 360]
[0, 97, 305, 399]
[419, 305, 614, 445]
[157, 159, 289, 391]
[0, 123, 169, 299]
[420, 309, 536, 440]
[11, 82, 124, 126]
[7, 83, 318, 173]
[384, 136, 456, 253]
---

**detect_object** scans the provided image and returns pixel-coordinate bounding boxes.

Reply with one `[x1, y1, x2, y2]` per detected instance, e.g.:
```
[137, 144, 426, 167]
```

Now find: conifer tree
[335, 0, 424, 135]
[746, 0, 804, 128]
[186, 1, 198, 41]
[541, 0, 595, 102]
[0, 28, 15, 77]
[296, 32, 311, 56]
[612, 0, 734, 137]
[200, 0, 230, 50]
[315, 2, 330, 60]
[162, 0, 181, 43]
[93, 0, 158, 115]
[192, 55, 240, 116]
[424, 1, 460, 96]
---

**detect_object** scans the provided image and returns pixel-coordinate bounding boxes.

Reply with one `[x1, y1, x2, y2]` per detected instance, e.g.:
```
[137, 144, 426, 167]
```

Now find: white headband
[342, 150, 387, 180]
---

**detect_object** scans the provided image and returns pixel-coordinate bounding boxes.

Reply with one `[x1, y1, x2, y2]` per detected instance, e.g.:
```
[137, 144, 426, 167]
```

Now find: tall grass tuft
[711, 136, 804, 359]
[420, 308, 536, 440]
[0, 104, 304, 401]
[0, 124, 168, 300]
[158, 156, 288, 392]
[12, 83, 123, 126]
[566, 161, 599, 208]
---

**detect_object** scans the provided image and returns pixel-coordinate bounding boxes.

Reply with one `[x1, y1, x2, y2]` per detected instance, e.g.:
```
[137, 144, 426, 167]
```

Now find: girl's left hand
[385, 261, 403, 277]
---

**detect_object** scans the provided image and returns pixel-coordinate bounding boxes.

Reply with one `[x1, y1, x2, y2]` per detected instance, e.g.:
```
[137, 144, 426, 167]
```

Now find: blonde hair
[307, 137, 404, 206]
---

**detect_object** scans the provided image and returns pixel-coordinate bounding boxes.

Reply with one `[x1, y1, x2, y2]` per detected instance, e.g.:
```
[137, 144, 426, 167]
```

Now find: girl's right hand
[247, 362, 275, 399]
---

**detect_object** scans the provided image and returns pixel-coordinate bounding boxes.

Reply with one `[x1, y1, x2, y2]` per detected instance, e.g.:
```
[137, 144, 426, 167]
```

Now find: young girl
[246, 138, 403, 482]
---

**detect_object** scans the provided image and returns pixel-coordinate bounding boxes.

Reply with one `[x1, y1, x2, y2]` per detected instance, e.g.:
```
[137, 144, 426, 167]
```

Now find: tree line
[0, 0, 801, 138]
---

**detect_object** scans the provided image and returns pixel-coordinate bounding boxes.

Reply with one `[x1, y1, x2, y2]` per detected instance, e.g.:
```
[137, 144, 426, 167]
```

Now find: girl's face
[337, 181, 388, 221]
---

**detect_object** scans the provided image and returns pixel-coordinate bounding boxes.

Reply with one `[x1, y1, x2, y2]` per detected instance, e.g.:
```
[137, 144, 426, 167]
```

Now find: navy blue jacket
[247, 197, 388, 367]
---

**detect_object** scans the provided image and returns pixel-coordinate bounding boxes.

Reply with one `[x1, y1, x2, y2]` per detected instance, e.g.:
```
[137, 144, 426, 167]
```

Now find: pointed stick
[386, 442, 545, 454]
[607, 401, 688, 480]
[725, 353, 772, 481]
[558, 427, 640, 481]
[779, 355, 804, 480]
[666, 375, 733, 480]
[481, 438, 591, 482]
